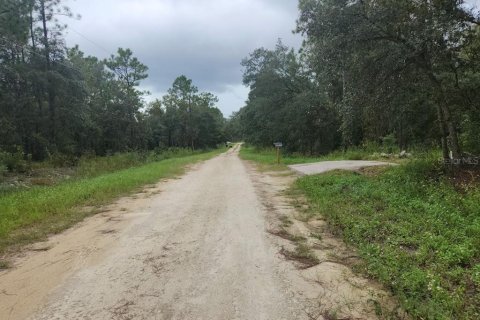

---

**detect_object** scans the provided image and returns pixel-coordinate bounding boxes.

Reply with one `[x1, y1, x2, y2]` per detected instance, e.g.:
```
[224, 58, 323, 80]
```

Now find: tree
[296, 0, 480, 158]
[0, 1, 224, 167]
[104, 48, 149, 151]
[161, 76, 224, 149]
[238, 41, 340, 154]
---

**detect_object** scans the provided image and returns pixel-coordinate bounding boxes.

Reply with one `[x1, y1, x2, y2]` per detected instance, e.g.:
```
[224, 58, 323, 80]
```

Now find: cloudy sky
[62, 0, 302, 117]
[62, 0, 479, 117]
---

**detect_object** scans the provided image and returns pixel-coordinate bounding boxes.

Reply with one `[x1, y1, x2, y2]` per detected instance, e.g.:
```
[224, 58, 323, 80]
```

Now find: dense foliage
[232, 42, 340, 154]
[0, 0, 225, 165]
[233, 0, 480, 158]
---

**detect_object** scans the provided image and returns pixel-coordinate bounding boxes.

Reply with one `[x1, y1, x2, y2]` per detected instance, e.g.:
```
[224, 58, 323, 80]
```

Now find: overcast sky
[62, 0, 480, 117]
[62, 0, 302, 117]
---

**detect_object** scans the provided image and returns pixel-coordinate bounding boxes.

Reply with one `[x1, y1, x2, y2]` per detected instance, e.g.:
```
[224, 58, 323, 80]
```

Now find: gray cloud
[64, 0, 479, 116]
[63, 0, 302, 116]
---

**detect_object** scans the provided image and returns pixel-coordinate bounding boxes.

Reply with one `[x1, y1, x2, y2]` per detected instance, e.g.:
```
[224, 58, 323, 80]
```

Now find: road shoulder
[244, 160, 401, 319]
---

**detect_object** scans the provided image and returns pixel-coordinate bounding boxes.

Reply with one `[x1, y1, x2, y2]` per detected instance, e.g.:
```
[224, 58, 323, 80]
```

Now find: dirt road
[0, 146, 392, 320]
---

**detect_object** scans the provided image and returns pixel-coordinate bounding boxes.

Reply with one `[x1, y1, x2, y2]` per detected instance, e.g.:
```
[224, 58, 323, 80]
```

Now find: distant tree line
[230, 0, 480, 158]
[0, 0, 225, 162]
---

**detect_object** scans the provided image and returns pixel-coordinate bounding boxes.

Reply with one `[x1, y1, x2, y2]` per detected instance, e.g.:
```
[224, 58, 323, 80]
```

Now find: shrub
[0, 147, 29, 173]
[461, 113, 480, 155]
[47, 153, 79, 168]
[0, 164, 7, 181]
[75, 152, 148, 177]
[382, 133, 397, 153]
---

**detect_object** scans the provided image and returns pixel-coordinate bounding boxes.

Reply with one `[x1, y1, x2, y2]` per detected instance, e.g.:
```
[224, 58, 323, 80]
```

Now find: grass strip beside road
[297, 165, 480, 319]
[0, 149, 222, 257]
[239, 146, 326, 167]
[239, 145, 412, 167]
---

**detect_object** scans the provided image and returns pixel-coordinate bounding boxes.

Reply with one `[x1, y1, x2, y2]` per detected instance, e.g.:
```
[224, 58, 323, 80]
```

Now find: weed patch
[280, 242, 320, 269]
[0, 259, 11, 270]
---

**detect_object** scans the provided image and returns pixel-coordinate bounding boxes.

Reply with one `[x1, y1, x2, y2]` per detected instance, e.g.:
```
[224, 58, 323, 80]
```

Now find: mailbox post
[273, 142, 283, 165]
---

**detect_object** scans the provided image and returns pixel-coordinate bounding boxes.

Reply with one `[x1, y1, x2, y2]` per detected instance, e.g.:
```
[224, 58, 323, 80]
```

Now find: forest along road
[0, 146, 316, 320]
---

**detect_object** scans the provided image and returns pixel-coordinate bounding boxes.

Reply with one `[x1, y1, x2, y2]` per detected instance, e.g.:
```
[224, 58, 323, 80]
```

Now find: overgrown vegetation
[0, 149, 221, 261]
[0, 148, 212, 195]
[73, 149, 208, 178]
[297, 161, 480, 319]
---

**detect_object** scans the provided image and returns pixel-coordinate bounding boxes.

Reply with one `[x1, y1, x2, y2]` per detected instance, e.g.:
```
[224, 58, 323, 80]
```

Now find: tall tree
[162, 76, 224, 149]
[296, 0, 480, 158]
[238, 41, 340, 154]
[104, 48, 149, 151]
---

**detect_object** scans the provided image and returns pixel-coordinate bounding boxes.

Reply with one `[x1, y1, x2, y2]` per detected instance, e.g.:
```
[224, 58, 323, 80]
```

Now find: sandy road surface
[0, 146, 393, 320]
[289, 160, 395, 175]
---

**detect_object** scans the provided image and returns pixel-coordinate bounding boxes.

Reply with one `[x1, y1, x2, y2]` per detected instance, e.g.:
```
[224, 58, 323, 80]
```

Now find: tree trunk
[436, 104, 450, 161]
[440, 102, 461, 159]
[40, 0, 50, 68]
[29, 5, 36, 50]
[40, 0, 56, 144]
[427, 71, 462, 160]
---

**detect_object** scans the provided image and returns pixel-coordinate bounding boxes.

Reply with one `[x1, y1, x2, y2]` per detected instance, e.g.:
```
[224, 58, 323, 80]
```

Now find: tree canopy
[234, 0, 480, 158]
[0, 0, 226, 162]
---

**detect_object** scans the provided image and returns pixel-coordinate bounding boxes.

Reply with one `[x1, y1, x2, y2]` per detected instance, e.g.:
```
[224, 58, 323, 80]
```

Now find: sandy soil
[0, 146, 396, 320]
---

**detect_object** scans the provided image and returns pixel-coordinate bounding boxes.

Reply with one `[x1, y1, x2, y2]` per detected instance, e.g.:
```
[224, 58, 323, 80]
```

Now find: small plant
[47, 153, 79, 168]
[382, 133, 397, 154]
[281, 243, 320, 268]
[310, 232, 322, 241]
[0, 146, 30, 173]
[279, 215, 293, 227]
[0, 164, 7, 181]
[0, 259, 11, 270]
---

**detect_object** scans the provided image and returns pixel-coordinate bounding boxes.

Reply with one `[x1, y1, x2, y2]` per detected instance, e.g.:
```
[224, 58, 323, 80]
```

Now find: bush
[47, 153, 79, 168]
[382, 133, 397, 153]
[75, 152, 148, 177]
[0, 147, 30, 173]
[0, 164, 7, 181]
[461, 113, 480, 155]
[345, 151, 364, 160]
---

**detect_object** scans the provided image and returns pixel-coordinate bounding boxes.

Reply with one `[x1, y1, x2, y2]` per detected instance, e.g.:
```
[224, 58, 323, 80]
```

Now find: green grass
[296, 161, 480, 319]
[240, 145, 323, 166]
[0, 148, 216, 195]
[0, 149, 222, 255]
[74, 148, 209, 178]
[239, 145, 414, 167]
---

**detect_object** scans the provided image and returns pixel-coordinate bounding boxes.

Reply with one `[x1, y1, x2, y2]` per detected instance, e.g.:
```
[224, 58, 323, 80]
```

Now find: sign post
[273, 142, 283, 165]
